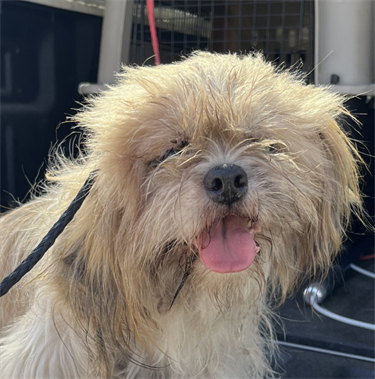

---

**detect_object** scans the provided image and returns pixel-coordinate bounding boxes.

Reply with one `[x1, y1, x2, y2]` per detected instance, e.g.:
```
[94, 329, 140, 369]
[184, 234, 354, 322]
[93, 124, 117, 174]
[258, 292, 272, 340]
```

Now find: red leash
[147, 0, 160, 65]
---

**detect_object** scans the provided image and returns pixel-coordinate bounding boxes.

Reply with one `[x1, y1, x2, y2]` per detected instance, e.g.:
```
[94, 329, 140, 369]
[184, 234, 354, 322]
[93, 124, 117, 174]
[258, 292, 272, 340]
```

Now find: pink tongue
[197, 216, 259, 273]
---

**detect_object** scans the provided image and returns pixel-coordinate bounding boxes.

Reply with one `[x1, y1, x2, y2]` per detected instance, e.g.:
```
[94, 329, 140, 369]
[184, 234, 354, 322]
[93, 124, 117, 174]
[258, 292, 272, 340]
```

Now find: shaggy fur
[0, 52, 363, 378]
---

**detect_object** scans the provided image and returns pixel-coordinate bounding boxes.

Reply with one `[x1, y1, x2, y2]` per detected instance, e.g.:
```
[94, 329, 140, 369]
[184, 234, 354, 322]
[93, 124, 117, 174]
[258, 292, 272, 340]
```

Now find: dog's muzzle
[203, 164, 248, 206]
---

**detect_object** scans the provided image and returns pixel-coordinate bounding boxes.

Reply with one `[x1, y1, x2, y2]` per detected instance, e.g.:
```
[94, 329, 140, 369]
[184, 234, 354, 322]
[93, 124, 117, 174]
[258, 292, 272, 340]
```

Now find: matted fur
[0, 52, 363, 378]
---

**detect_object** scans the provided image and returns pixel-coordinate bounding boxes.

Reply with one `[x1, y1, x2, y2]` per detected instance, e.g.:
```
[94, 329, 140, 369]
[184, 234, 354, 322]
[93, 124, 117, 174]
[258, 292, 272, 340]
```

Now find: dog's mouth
[194, 215, 261, 274]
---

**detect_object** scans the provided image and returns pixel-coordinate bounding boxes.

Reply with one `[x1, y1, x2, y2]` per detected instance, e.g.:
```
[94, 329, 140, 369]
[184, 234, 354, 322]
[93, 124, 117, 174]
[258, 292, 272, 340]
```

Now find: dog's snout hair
[204, 163, 248, 206]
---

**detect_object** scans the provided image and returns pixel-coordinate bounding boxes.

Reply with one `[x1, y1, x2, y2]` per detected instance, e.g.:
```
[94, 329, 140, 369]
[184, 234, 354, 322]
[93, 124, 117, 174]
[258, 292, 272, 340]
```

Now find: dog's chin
[193, 215, 261, 274]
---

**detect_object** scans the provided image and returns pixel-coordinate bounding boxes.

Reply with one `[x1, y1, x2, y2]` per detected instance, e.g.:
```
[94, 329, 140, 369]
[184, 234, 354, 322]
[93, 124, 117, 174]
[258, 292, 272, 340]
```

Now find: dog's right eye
[162, 147, 180, 161]
[148, 141, 189, 168]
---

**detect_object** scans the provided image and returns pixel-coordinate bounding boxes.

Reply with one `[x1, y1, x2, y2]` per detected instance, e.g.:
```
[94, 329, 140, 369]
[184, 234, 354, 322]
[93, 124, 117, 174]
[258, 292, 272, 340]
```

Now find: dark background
[0, 1, 102, 209]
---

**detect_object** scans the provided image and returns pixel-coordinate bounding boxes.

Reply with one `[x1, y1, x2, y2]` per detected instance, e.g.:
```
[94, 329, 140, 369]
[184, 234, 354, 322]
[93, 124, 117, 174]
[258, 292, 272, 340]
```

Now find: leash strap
[0, 171, 97, 297]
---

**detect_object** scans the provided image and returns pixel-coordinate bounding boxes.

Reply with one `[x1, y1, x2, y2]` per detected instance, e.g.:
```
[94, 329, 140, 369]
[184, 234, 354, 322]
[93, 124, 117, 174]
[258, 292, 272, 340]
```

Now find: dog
[0, 52, 363, 378]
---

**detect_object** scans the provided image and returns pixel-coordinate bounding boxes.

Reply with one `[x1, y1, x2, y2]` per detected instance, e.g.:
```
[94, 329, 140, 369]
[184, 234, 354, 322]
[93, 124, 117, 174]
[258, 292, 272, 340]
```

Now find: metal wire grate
[130, 0, 314, 79]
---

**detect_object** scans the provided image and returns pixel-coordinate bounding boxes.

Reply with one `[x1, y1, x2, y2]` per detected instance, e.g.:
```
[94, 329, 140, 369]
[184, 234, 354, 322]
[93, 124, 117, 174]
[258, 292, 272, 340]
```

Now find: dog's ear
[306, 116, 363, 277]
[273, 112, 365, 301]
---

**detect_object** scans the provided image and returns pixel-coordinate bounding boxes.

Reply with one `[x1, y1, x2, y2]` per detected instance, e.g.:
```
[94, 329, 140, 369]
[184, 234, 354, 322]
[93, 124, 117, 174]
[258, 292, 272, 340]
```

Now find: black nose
[203, 164, 248, 206]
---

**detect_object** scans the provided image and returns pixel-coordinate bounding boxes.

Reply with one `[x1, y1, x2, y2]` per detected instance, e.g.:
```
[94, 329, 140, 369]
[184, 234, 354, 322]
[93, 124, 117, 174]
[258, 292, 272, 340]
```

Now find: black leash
[0, 171, 97, 297]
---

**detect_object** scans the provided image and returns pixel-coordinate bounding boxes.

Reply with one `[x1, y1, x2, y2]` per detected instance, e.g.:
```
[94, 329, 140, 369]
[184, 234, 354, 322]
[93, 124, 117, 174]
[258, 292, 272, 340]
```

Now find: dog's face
[70, 52, 361, 312]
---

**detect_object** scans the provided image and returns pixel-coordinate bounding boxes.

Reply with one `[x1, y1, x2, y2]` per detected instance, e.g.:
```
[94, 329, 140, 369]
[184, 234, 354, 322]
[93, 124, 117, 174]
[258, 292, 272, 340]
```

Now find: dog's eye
[162, 147, 180, 161]
[148, 141, 189, 168]
[263, 145, 277, 154]
[262, 143, 285, 154]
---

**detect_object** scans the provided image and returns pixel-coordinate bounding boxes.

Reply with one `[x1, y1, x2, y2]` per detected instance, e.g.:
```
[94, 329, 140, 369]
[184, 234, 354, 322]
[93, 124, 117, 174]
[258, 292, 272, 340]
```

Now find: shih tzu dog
[0, 52, 363, 378]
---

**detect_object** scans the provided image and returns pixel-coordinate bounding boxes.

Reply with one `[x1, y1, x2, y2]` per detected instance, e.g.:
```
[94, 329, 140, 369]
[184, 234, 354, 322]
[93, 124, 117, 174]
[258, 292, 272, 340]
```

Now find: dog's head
[64, 52, 362, 322]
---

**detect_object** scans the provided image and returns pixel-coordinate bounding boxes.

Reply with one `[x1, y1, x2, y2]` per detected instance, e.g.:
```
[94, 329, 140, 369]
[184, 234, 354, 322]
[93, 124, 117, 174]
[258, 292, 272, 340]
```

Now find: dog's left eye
[263, 145, 277, 154]
[262, 143, 285, 154]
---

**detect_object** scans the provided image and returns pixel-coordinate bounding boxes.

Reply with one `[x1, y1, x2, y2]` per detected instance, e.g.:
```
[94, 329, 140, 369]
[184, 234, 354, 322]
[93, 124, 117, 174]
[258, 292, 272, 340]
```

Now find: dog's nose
[203, 164, 248, 206]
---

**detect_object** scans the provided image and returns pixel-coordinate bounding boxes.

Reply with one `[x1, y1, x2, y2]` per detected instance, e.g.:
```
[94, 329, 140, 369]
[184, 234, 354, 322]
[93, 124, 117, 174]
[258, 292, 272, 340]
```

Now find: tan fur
[0, 52, 363, 378]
